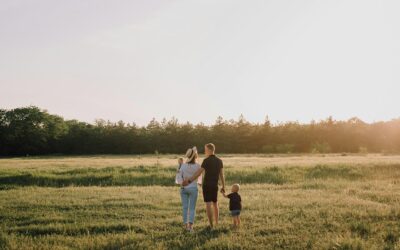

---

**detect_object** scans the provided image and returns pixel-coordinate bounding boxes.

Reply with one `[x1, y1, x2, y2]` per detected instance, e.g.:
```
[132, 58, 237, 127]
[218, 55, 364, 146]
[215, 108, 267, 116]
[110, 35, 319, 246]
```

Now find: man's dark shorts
[202, 186, 218, 202]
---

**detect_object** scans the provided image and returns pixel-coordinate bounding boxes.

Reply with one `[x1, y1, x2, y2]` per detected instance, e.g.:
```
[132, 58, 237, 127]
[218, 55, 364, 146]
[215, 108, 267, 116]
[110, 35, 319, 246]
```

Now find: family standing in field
[175, 143, 242, 232]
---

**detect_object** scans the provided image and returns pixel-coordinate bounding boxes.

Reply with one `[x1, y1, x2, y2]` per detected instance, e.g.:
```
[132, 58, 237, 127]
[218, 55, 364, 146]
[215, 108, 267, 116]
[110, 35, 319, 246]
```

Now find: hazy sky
[1, 0, 399, 125]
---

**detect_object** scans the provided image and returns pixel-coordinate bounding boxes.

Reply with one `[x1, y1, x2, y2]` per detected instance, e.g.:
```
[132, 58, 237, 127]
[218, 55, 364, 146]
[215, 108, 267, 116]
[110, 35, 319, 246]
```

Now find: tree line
[0, 106, 399, 156]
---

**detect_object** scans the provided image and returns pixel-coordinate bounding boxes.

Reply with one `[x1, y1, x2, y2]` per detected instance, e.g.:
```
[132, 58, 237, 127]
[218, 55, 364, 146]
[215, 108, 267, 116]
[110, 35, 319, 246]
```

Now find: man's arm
[182, 168, 204, 186]
[219, 168, 226, 192]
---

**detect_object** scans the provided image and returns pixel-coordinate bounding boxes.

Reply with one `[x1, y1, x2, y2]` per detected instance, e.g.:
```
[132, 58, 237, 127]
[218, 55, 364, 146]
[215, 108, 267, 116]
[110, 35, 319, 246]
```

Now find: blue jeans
[180, 186, 198, 224]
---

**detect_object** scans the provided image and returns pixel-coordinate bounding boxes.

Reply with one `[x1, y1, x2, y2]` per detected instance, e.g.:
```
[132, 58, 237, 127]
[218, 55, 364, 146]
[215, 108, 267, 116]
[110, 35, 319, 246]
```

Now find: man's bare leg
[212, 202, 219, 226]
[206, 202, 213, 227]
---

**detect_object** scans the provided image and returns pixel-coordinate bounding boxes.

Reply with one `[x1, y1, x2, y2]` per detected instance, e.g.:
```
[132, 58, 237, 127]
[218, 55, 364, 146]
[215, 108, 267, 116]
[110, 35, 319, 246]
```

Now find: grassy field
[0, 154, 400, 249]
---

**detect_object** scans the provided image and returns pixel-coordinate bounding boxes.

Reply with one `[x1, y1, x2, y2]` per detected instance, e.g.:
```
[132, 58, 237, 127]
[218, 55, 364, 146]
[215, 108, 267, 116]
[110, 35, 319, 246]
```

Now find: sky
[1, 0, 399, 125]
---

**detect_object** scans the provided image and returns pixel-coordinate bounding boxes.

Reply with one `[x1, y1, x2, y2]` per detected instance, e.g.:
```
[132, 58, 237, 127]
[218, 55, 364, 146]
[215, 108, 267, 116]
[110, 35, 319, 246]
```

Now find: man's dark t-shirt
[227, 192, 242, 211]
[201, 155, 223, 188]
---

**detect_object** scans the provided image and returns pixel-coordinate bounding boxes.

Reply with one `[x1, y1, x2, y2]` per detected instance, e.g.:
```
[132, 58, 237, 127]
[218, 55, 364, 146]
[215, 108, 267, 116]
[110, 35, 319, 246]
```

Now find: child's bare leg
[237, 216, 241, 227]
[233, 216, 239, 227]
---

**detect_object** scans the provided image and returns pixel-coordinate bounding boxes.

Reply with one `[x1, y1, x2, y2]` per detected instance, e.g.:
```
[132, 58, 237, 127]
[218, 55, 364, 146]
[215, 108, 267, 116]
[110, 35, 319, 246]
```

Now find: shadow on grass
[0, 166, 175, 187]
[305, 165, 363, 180]
[257, 227, 286, 237]
[15, 218, 75, 227]
[0, 165, 290, 187]
[165, 227, 231, 250]
[52, 165, 175, 175]
[0, 185, 17, 191]
[350, 222, 370, 239]
[11, 223, 142, 236]
[0, 174, 115, 187]
[227, 166, 288, 185]
[0, 229, 9, 250]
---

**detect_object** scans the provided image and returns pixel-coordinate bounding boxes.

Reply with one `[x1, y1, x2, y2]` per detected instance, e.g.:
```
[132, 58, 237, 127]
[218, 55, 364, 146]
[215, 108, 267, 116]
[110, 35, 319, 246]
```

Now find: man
[182, 143, 225, 228]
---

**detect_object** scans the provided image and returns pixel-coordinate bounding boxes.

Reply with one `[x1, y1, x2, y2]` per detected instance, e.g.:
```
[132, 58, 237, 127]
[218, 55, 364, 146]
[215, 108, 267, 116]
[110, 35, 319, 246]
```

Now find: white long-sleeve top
[176, 163, 202, 188]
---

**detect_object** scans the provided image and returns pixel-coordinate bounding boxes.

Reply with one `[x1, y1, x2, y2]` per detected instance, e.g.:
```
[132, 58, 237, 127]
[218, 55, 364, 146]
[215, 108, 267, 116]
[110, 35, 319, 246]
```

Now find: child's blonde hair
[232, 183, 240, 192]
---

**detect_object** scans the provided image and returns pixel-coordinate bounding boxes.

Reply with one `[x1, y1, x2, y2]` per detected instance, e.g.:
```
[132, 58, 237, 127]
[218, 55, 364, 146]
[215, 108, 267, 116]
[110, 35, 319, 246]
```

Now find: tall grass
[0, 155, 400, 249]
[1, 163, 396, 188]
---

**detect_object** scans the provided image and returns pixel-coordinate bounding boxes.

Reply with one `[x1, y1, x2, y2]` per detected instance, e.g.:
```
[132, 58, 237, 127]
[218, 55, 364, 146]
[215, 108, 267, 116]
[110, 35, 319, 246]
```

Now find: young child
[177, 157, 184, 170]
[175, 157, 184, 185]
[222, 183, 242, 228]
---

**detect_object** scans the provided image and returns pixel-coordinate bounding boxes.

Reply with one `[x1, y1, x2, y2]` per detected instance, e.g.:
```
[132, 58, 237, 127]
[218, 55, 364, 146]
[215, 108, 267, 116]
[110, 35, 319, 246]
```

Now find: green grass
[305, 165, 364, 180]
[0, 154, 400, 249]
[0, 165, 291, 187]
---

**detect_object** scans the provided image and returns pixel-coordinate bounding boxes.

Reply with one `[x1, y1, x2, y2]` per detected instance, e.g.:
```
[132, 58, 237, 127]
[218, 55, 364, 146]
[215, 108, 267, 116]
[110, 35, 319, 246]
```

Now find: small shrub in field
[275, 144, 295, 153]
[306, 240, 313, 250]
[0, 231, 8, 250]
[384, 231, 398, 244]
[358, 147, 368, 154]
[302, 183, 327, 190]
[261, 145, 274, 153]
[261, 144, 294, 153]
[310, 142, 331, 153]
[350, 222, 370, 239]
[332, 242, 363, 250]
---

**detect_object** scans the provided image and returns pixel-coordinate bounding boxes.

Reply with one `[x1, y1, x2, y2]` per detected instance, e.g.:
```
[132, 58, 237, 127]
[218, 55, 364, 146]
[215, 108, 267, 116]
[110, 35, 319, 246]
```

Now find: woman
[176, 147, 202, 232]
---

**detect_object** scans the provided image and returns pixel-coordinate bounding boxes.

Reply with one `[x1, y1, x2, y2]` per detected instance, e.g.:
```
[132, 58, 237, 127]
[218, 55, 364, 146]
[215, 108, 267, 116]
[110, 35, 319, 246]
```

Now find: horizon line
[3, 105, 400, 127]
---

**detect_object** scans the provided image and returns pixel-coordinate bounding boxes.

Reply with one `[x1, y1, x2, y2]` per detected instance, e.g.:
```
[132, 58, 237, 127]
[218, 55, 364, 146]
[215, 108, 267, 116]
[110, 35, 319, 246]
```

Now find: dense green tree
[0, 106, 399, 156]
